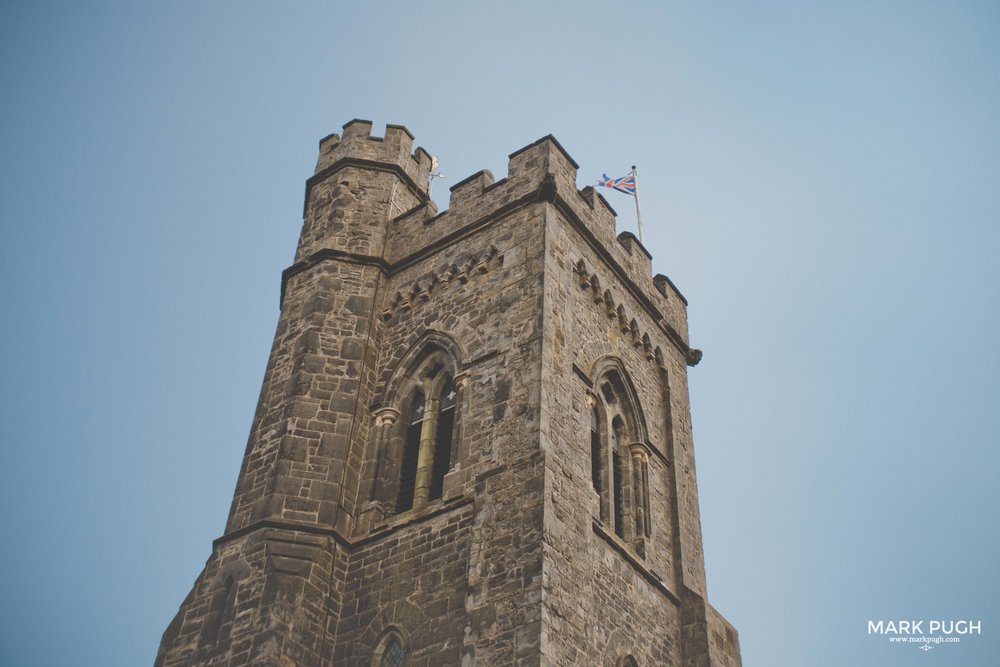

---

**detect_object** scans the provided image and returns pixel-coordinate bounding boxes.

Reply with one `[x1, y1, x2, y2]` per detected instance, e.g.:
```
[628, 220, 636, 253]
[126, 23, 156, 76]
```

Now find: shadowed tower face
[157, 120, 741, 667]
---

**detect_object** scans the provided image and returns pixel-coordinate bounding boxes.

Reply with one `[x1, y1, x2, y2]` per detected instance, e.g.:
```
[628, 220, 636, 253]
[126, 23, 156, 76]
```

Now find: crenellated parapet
[383, 133, 691, 349]
[556, 174, 691, 346]
[384, 135, 577, 263]
[313, 119, 433, 198]
[298, 120, 434, 261]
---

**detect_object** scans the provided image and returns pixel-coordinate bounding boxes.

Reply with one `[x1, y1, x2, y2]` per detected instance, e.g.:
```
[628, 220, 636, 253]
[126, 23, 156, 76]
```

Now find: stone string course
[157, 119, 740, 667]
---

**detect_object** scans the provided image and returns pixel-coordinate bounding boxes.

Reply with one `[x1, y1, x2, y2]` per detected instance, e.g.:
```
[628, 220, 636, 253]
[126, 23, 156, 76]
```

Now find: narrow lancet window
[612, 417, 625, 539]
[380, 636, 404, 667]
[384, 342, 466, 515]
[396, 392, 424, 513]
[588, 363, 650, 549]
[373, 630, 406, 667]
[590, 406, 602, 493]
[216, 575, 236, 643]
[429, 377, 456, 501]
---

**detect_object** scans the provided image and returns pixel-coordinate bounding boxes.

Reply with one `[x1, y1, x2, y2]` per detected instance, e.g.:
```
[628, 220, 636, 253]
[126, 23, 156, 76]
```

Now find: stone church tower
[157, 120, 741, 666]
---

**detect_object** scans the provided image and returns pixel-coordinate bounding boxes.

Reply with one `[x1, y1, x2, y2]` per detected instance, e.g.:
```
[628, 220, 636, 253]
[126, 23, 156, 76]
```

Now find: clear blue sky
[2, 2, 998, 665]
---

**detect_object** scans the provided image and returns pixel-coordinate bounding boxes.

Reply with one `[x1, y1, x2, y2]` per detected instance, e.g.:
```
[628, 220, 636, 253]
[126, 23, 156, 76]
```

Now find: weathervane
[428, 155, 446, 196]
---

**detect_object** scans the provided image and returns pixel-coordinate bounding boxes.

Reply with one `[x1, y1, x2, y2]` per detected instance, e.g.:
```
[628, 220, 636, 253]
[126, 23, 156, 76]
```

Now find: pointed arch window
[380, 635, 404, 667]
[365, 334, 467, 524]
[216, 575, 237, 642]
[371, 628, 407, 667]
[588, 363, 652, 552]
[389, 357, 463, 514]
[199, 572, 239, 649]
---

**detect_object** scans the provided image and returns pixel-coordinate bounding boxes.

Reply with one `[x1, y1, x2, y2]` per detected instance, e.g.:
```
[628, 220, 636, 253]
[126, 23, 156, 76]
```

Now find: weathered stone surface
[157, 120, 740, 667]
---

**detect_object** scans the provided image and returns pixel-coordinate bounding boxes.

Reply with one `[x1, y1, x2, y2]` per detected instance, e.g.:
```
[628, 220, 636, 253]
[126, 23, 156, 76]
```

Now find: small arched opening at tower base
[371, 626, 408, 667]
[588, 357, 652, 554]
[363, 331, 467, 522]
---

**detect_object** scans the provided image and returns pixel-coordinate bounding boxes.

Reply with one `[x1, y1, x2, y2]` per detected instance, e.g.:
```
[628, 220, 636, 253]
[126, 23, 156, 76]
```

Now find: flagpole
[631, 165, 644, 244]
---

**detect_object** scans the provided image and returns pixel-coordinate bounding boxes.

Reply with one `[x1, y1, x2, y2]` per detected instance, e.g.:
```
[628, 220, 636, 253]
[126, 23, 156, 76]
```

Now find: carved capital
[628, 441, 651, 462]
[453, 371, 471, 390]
[373, 406, 401, 427]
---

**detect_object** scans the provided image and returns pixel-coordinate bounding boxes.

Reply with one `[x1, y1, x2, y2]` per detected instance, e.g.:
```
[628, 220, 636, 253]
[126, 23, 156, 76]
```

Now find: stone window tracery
[589, 361, 652, 554]
[371, 628, 407, 667]
[364, 333, 467, 524]
[380, 636, 404, 667]
[393, 366, 459, 512]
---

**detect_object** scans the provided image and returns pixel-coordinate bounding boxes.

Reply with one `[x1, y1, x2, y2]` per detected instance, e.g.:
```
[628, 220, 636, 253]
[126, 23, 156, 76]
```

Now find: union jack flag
[596, 172, 636, 195]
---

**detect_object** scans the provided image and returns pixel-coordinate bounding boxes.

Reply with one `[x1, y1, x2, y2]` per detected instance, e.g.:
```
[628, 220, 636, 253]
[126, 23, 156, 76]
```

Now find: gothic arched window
[380, 635, 404, 667]
[371, 628, 407, 667]
[611, 416, 626, 539]
[588, 362, 651, 551]
[396, 355, 460, 513]
[364, 333, 467, 524]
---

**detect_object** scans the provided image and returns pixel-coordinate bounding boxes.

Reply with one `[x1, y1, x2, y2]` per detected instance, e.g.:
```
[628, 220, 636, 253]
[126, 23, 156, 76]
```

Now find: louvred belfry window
[590, 406, 603, 494]
[396, 392, 424, 513]
[429, 378, 456, 501]
[612, 417, 626, 539]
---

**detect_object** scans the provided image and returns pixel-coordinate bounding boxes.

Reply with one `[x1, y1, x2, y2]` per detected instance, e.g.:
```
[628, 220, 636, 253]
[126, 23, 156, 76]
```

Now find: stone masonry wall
[536, 148, 741, 664]
[353, 206, 549, 666]
[159, 121, 739, 667]
[156, 529, 340, 666]
[333, 504, 474, 665]
[540, 202, 688, 666]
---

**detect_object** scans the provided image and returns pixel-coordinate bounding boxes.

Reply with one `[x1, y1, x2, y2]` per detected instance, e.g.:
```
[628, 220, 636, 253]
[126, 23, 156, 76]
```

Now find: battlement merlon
[311, 119, 433, 203]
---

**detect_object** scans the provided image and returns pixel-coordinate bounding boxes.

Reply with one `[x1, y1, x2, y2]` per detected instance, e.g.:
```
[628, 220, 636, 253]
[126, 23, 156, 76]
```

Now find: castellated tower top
[377, 127, 694, 351]
[157, 119, 738, 667]
[314, 118, 433, 197]
[296, 121, 695, 351]
[295, 119, 435, 264]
